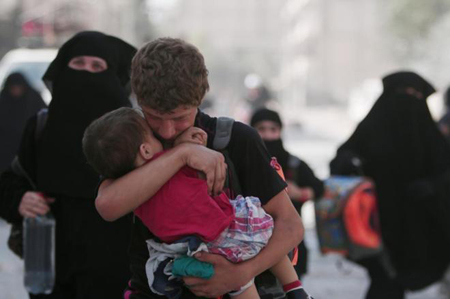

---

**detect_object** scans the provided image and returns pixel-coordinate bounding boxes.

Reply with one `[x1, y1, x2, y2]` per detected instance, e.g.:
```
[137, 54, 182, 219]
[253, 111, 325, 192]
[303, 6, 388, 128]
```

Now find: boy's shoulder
[197, 111, 261, 149]
[229, 120, 261, 144]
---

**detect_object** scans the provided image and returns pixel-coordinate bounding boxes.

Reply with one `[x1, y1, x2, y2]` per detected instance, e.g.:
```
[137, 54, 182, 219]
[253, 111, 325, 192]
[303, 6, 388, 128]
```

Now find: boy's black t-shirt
[128, 111, 287, 296]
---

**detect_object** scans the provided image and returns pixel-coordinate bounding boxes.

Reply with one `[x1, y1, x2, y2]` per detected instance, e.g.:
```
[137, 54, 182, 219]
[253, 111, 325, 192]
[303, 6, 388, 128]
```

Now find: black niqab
[0, 73, 46, 173]
[382, 71, 436, 99]
[330, 71, 450, 289]
[36, 31, 136, 199]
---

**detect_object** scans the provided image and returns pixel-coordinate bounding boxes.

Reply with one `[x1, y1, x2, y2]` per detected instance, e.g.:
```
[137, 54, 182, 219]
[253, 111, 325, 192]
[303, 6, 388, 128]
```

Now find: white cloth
[145, 239, 208, 296]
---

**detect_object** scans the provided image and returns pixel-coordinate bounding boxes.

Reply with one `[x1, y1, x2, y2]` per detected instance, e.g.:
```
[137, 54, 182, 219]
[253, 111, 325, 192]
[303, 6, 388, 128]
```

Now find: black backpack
[212, 117, 242, 198]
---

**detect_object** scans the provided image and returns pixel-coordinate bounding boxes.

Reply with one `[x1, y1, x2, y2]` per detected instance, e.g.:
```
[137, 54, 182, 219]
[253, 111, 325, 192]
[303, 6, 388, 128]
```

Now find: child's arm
[96, 143, 226, 221]
[174, 127, 208, 180]
[174, 127, 207, 147]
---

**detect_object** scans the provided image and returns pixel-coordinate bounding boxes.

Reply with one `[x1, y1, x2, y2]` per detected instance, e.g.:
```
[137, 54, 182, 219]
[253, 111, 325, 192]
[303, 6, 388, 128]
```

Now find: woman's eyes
[93, 62, 107, 71]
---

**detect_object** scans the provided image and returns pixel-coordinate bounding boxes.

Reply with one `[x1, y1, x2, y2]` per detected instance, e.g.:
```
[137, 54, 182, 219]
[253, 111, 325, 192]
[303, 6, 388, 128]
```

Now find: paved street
[0, 220, 28, 299]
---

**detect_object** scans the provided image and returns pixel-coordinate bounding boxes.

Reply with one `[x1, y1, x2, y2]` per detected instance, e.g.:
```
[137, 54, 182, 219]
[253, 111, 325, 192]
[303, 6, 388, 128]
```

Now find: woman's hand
[18, 191, 55, 218]
[286, 181, 313, 202]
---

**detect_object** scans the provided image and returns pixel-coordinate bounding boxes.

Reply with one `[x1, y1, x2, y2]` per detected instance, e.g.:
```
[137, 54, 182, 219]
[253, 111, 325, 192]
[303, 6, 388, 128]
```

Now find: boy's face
[141, 106, 198, 143]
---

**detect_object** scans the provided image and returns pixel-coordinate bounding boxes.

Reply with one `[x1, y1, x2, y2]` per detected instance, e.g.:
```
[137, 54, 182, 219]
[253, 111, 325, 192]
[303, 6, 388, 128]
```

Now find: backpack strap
[213, 117, 234, 150]
[213, 117, 242, 197]
[10, 108, 48, 190]
[35, 108, 48, 142]
[11, 157, 36, 190]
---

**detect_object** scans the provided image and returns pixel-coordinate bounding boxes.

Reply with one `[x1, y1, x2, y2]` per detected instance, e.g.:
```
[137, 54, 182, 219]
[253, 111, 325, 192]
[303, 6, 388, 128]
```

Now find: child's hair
[82, 107, 149, 179]
[131, 37, 209, 113]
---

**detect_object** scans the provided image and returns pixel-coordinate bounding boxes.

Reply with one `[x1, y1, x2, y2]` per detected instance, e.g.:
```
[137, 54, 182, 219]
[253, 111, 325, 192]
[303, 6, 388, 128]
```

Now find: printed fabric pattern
[208, 195, 274, 263]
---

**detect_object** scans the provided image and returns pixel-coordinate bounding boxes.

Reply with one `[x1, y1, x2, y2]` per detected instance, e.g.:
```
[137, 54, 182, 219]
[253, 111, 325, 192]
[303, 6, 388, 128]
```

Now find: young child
[83, 107, 313, 299]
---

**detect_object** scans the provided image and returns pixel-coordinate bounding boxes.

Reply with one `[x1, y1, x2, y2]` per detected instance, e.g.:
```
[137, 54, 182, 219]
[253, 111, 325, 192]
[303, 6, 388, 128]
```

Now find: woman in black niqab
[37, 31, 136, 198]
[330, 71, 450, 298]
[0, 73, 46, 173]
[0, 31, 137, 298]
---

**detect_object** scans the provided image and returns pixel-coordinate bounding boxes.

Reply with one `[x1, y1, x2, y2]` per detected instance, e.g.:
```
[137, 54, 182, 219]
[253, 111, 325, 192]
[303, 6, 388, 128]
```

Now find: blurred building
[0, 0, 22, 58]
[278, 0, 396, 112]
[148, 0, 401, 119]
[149, 0, 287, 116]
[1, 0, 153, 50]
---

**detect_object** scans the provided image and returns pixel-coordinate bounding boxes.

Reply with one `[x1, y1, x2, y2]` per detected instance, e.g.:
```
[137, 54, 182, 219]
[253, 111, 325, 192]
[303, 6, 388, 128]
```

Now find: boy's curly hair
[131, 38, 209, 113]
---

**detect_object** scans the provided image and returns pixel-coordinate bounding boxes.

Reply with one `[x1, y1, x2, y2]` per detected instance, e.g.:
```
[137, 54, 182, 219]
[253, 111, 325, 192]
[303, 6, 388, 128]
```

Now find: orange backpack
[314, 176, 383, 261]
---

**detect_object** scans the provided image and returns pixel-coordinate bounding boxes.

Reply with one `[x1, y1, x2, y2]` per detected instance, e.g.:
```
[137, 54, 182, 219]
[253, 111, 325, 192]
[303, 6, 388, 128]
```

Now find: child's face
[143, 128, 164, 157]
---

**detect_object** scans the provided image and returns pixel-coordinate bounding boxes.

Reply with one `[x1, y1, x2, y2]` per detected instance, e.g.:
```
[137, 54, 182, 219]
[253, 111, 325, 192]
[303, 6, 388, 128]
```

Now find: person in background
[0, 31, 136, 298]
[330, 71, 450, 299]
[438, 86, 450, 144]
[250, 108, 324, 279]
[0, 72, 46, 173]
[437, 86, 450, 298]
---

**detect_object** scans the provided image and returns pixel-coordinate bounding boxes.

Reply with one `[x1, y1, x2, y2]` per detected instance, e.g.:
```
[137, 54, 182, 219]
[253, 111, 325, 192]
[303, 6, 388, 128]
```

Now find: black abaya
[331, 71, 450, 294]
[0, 73, 46, 173]
[0, 31, 137, 299]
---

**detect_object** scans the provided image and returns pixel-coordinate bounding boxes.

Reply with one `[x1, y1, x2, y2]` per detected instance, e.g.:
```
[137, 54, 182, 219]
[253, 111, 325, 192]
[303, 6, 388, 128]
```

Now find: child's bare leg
[270, 255, 298, 285]
[230, 283, 259, 299]
[270, 256, 314, 298]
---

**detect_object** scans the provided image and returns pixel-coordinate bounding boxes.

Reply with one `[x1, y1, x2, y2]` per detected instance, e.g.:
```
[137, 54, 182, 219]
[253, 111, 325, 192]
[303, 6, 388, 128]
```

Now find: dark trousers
[293, 241, 308, 278]
[361, 258, 405, 299]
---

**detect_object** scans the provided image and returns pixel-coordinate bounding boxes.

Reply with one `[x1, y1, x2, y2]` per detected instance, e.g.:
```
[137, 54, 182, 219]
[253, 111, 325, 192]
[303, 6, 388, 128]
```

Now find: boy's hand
[174, 127, 208, 147]
[183, 252, 252, 297]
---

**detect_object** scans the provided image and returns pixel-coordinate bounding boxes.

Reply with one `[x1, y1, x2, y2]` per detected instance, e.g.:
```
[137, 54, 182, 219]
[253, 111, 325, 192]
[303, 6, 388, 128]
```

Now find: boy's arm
[184, 190, 303, 297]
[96, 143, 226, 221]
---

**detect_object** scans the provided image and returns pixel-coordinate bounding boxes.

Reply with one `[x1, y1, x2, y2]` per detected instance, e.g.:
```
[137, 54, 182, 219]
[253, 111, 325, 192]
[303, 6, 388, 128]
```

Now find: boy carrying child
[92, 37, 307, 298]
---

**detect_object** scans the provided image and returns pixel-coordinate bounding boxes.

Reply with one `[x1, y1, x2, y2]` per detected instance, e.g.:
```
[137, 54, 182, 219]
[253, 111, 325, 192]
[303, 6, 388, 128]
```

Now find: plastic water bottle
[23, 213, 55, 294]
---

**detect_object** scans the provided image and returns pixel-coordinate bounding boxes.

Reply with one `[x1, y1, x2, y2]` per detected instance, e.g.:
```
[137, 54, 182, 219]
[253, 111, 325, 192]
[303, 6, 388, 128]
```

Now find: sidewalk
[0, 220, 28, 299]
